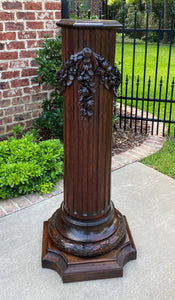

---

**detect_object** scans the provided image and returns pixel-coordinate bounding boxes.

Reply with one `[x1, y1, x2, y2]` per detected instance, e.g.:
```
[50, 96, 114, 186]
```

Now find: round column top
[56, 19, 122, 29]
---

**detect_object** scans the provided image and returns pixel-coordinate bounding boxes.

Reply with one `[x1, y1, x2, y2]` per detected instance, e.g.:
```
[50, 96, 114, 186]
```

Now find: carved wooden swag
[56, 47, 121, 120]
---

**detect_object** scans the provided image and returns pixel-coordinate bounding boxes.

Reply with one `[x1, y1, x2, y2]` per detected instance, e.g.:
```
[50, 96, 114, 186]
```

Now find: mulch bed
[0, 114, 149, 156]
[112, 118, 148, 156]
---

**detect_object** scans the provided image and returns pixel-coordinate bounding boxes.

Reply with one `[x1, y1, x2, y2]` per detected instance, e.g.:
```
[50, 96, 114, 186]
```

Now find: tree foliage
[109, 0, 174, 31]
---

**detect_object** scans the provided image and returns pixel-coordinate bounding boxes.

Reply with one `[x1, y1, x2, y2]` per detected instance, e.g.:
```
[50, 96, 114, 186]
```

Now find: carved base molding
[42, 217, 136, 283]
[48, 205, 126, 257]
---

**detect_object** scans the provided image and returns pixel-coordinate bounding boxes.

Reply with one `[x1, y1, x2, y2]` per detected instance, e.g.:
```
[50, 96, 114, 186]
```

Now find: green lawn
[115, 39, 175, 134]
[141, 137, 175, 179]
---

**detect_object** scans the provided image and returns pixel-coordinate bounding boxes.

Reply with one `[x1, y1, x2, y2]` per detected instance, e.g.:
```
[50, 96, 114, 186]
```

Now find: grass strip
[141, 137, 175, 179]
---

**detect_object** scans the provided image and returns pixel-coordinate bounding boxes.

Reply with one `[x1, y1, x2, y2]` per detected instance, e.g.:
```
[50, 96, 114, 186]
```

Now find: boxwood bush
[0, 132, 64, 199]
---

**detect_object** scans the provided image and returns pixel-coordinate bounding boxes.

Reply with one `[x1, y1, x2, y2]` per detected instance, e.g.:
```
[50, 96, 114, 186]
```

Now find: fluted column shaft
[61, 21, 117, 220]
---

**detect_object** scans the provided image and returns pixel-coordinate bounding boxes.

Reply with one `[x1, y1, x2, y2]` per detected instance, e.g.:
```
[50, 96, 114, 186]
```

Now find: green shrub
[33, 34, 63, 140]
[0, 132, 64, 199]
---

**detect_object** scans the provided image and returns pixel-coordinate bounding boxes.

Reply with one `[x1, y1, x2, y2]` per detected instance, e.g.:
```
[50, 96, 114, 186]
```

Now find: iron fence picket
[134, 75, 140, 133]
[124, 75, 128, 130]
[88, 9, 91, 19]
[146, 76, 151, 133]
[76, 2, 79, 18]
[130, 10, 137, 129]
[156, 77, 163, 135]
[163, 6, 175, 135]
[99, 3, 102, 19]
[151, 11, 162, 135]
[61, 0, 69, 19]
[141, 4, 149, 134]
[168, 78, 175, 135]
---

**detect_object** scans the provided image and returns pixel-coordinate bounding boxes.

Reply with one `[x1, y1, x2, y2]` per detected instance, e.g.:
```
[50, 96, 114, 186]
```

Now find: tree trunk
[137, 0, 142, 11]
[163, 0, 168, 43]
[150, 0, 154, 12]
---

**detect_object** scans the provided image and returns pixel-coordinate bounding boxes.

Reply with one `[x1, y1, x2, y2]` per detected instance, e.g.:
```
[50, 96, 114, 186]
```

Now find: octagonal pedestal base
[42, 216, 136, 283]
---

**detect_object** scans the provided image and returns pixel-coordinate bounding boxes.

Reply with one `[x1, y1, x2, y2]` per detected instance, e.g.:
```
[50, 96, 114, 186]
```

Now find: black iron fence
[114, 3, 175, 137]
[62, 1, 175, 136]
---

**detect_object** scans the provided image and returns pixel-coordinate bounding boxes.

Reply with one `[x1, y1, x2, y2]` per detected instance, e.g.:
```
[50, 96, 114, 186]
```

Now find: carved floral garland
[56, 47, 121, 120]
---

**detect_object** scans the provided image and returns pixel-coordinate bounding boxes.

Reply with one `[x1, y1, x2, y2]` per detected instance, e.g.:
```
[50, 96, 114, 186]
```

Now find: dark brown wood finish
[61, 22, 118, 221]
[42, 216, 136, 283]
[42, 20, 136, 281]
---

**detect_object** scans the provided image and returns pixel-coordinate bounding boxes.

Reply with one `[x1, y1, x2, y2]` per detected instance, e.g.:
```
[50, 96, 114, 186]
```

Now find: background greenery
[109, 0, 174, 31]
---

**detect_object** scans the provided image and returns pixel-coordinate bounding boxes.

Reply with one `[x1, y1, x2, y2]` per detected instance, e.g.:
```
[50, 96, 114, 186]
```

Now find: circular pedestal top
[56, 19, 122, 29]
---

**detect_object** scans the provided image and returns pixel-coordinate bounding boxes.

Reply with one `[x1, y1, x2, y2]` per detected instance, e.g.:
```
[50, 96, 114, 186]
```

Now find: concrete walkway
[0, 162, 175, 300]
[0, 134, 166, 217]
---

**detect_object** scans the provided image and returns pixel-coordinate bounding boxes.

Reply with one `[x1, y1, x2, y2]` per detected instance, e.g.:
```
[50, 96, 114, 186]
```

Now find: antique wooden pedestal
[42, 20, 136, 283]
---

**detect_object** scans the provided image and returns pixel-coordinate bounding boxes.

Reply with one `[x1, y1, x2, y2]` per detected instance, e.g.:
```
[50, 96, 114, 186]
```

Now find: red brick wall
[0, 1, 61, 136]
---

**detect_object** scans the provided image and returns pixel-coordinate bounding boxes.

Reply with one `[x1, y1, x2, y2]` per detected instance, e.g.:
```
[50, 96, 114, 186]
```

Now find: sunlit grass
[141, 137, 175, 179]
[115, 40, 175, 134]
